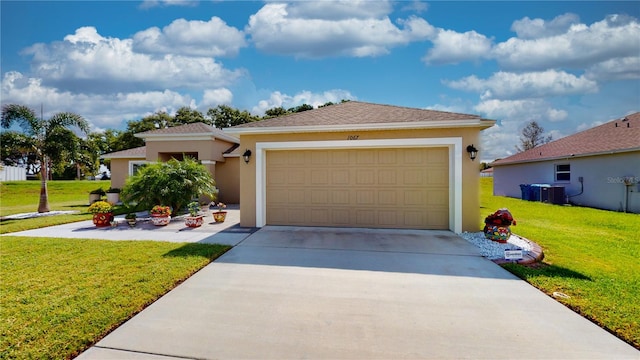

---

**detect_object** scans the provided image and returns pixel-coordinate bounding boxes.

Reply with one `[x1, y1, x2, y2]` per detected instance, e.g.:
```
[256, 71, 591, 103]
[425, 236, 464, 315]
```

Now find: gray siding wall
[493, 151, 640, 213]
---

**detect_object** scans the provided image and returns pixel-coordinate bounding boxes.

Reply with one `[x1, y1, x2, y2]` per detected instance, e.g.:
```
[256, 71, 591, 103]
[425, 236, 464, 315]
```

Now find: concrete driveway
[77, 226, 639, 359]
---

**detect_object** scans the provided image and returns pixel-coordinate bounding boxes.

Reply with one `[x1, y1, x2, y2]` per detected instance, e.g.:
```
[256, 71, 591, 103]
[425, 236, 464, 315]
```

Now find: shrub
[121, 158, 217, 216]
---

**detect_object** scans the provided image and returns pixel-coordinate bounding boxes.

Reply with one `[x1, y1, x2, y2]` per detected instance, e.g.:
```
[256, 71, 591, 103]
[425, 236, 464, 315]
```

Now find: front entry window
[129, 161, 148, 176]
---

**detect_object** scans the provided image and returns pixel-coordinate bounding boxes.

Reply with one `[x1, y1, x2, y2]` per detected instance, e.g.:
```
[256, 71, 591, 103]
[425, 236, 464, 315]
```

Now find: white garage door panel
[266, 148, 449, 229]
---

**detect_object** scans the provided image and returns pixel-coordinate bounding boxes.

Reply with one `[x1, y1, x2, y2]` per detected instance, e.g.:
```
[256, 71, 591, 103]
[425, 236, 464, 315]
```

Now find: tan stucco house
[224, 101, 495, 233]
[492, 112, 640, 213]
[102, 122, 241, 204]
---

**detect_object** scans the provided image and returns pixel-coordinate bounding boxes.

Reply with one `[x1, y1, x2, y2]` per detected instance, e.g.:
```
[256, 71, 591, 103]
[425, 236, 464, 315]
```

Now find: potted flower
[106, 187, 121, 204]
[125, 212, 137, 227]
[184, 201, 204, 228]
[88, 200, 114, 227]
[483, 208, 516, 243]
[212, 202, 227, 223]
[150, 205, 171, 226]
[89, 187, 106, 204]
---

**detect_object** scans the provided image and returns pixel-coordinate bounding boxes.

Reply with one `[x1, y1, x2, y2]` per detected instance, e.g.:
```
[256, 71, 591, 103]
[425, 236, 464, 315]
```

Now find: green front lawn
[0, 180, 118, 234]
[481, 178, 640, 349]
[0, 237, 230, 359]
[0, 180, 109, 216]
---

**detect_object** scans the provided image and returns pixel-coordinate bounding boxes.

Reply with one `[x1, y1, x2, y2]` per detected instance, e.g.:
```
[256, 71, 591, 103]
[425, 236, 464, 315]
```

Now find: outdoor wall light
[242, 149, 252, 164]
[466, 144, 478, 161]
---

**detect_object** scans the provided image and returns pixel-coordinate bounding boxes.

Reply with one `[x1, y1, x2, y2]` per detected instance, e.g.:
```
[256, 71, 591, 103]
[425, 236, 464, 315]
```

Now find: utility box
[541, 186, 566, 205]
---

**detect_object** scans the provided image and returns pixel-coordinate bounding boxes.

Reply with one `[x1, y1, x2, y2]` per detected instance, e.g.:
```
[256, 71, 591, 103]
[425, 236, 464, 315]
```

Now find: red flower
[484, 209, 516, 226]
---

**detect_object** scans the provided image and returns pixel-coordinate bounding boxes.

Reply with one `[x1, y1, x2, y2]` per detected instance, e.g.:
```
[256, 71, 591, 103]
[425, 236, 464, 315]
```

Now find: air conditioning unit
[541, 186, 566, 205]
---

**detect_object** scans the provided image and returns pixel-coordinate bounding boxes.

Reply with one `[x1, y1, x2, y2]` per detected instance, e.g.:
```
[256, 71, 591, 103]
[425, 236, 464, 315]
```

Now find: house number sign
[504, 249, 523, 261]
[347, 135, 359, 140]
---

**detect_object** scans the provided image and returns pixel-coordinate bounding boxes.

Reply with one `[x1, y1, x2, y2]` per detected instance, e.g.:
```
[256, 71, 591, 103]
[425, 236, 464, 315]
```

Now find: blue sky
[1, 1, 638, 161]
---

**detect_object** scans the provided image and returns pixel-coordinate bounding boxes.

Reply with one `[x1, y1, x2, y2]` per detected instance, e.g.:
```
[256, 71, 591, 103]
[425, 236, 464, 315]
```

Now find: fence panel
[0, 166, 27, 181]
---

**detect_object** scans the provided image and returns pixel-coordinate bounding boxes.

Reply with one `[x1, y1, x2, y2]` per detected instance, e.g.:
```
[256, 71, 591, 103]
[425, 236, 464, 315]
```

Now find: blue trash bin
[519, 184, 532, 200]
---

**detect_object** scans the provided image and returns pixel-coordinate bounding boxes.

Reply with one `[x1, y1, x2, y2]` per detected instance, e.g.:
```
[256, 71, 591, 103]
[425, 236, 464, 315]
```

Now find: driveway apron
[78, 226, 639, 359]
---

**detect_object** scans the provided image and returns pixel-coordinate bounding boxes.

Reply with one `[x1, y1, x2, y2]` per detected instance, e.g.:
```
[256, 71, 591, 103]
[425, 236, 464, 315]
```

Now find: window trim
[128, 161, 148, 176]
[555, 163, 571, 182]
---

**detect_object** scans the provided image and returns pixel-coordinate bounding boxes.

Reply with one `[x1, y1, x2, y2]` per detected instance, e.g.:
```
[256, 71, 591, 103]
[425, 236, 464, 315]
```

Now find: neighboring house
[491, 113, 640, 213]
[224, 101, 495, 233]
[101, 122, 241, 204]
[480, 167, 493, 177]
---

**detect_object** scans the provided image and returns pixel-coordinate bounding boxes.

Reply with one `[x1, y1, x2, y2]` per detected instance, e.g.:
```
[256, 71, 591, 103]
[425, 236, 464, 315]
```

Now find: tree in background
[114, 111, 175, 150]
[288, 104, 313, 113]
[1, 104, 89, 212]
[208, 105, 259, 129]
[263, 103, 318, 119]
[174, 106, 207, 125]
[1, 131, 34, 169]
[515, 120, 553, 152]
[264, 107, 288, 118]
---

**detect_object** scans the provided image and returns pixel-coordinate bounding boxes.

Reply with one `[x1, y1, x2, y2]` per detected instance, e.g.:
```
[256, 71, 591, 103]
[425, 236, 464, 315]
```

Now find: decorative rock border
[493, 236, 544, 265]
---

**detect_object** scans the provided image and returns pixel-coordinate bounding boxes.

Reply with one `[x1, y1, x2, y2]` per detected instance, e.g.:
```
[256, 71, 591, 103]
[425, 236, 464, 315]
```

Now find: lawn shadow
[504, 262, 593, 281]
[69, 204, 90, 208]
[162, 242, 231, 259]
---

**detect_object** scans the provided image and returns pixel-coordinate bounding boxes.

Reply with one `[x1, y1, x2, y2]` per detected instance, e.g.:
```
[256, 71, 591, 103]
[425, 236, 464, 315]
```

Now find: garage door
[265, 147, 449, 229]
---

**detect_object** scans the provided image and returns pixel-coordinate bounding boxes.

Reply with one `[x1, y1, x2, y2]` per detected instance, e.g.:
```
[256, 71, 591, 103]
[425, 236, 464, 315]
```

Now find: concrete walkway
[76, 226, 639, 359]
[6, 205, 251, 246]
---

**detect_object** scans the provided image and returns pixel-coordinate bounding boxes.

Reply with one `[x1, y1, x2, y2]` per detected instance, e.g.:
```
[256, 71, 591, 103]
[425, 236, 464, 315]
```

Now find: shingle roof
[227, 101, 493, 131]
[492, 112, 640, 166]
[101, 146, 146, 159]
[136, 122, 217, 136]
[135, 122, 239, 143]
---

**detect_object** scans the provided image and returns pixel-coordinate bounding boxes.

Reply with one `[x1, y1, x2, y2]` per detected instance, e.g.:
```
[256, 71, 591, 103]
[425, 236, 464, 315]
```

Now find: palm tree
[1, 104, 90, 212]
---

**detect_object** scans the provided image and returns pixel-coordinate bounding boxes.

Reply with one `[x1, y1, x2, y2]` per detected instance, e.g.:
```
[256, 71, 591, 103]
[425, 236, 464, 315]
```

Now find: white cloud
[252, 89, 356, 115]
[480, 120, 521, 162]
[285, 0, 393, 20]
[401, 1, 429, 14]
[576, 120, 605, 132]
[139, 0, 197, 10]
[474, 98, 567, 123]
[585, 56, 640, 81]
[132, 17, 246, 57]
[22, 27, 244, 94]
[1, 71, 196, 130]
[473, 98, 570, 161]
[201, 88, 233, 108]
[445, 70, 598, 100]
[422, 29, 493, 65]
[493, 14, 640, 71]
[246, 3, 434, 58]
[511, 13, 580, 39]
